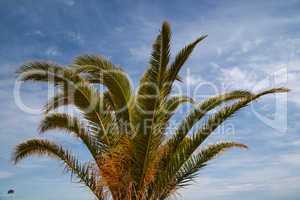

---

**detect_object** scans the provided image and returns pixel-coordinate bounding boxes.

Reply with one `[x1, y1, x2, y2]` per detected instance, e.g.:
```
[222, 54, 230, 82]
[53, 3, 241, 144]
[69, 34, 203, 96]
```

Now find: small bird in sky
[7, 189, 14, 194]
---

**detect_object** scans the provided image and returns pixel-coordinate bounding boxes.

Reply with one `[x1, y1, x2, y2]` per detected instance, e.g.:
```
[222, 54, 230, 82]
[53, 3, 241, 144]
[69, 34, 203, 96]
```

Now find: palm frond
[130, 30, 168, 192]
[44, 90, 115, 130]
[74, 55, 113, 71]
[161, 35, 207, 97]
[166, 90, 253, 156]
[176, 142, 247, 187]
[46, 82, 111, 143]
[39, 113, 105, 160]
[154, 96, 194, 137]
[17, 61, 82, 84]
[186, 87, 289, 155]
[156, 95, 194, 123]
[73, 55, 133, 127]
[159, 21, 171, 88]
[254, 87, 290, 98]
[155, 87, 288, 198]
[169, 88, 288, 170]
[148, 34, 161, 83]
[160, 95, 194, 115]
[12, 139, 105, 199]
[17, 61, 112, 139]
[159, 142, 247, 199]
[132, 126, 164, 197]
[132, 36, 161, 127]
[43, 92, 69, 113]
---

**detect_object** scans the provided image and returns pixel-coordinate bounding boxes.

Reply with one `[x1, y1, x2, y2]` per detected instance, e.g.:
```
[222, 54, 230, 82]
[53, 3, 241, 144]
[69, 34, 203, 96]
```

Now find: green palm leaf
[159, 21, 171, 88]
[17, 61, 82, 84]
[39, 113, 105, 159]
[154, 87, 288, 198]
[167, 90, 254, 153]
[13, 139, 104, 199]
[73, 55, 133, 128]
[161, 35, 207, 97]
[176, 142, 247, 187]
[160, 142, 247, 199]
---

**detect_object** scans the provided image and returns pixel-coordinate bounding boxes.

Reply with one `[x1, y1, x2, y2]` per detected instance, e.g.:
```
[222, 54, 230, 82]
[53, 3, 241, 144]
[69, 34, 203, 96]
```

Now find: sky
[0, 0, 300, 199]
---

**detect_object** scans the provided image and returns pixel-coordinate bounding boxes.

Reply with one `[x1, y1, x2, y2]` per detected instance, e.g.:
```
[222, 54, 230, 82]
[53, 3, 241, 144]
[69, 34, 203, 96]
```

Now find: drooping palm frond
[72, 55, 133, 128]
[39, 113, 105, 160]
[176, 142, 247, 187]
[12, 139, 105, 199]
[18, 61, 112, 138]
[69, 83, 108, 132]
[44, 90, 115, 132]
[17, 61, 82, 84]
[45, 81, 112, 143]
[157, 142, 248, 199]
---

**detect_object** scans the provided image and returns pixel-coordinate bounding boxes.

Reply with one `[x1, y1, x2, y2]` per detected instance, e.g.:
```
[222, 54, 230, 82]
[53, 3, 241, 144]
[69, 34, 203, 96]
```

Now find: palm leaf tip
[12, 139, 54, 164]
[196, 142, 248, 164]
[261, 87, 290, 94]
[254, 87, 290, 99]
[159, 21, 171, 80]
[196, 34, 208, 43]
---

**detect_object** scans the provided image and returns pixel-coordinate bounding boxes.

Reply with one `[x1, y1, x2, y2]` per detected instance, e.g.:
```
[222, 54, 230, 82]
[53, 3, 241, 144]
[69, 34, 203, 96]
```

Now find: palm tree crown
[13, 21, 288, 200]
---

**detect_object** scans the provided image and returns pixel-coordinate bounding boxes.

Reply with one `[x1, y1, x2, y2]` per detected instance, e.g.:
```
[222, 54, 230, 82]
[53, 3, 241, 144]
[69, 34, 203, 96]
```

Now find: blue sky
[0, 0, 300, 199]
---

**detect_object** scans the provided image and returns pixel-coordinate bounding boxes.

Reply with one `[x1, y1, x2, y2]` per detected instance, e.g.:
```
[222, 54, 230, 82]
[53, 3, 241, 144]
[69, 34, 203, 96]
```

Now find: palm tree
[13, 21, 288, 200]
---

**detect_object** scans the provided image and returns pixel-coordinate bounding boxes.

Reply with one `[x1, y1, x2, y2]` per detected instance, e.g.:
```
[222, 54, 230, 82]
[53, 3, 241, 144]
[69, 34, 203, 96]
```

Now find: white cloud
[218, 67, 258, 90]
